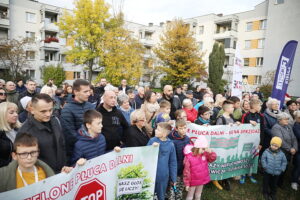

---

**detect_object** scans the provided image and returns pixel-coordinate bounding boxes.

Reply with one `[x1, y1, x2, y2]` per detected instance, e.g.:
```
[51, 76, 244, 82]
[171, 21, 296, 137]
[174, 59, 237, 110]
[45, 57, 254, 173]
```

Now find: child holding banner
[147, 122, 177, 200]
[0, 133, 86, 192]
[240, 99, 264, 184]
[215, 100, 240, 190]
[194, 106, 212, 125]
[183, 136, 216, 200]
[261, 137, 287, 200]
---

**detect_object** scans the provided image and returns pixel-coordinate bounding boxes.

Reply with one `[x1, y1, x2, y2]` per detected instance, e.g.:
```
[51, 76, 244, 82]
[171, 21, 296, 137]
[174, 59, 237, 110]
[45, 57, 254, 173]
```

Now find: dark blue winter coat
[293, 122, 300, 150]
[60, 98, 95, 160]
[71, 125, 106, 165]
[168, 130, 190, 176]
[263, 109, 279, 148]
[147, 137, 177, 200]
[261, 148, 287, 175]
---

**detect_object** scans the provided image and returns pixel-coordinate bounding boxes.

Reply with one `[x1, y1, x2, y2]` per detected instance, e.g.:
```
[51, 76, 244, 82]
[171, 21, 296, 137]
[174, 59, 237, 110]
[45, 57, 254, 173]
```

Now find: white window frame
[26, 12, 36, 23]
[246, 22, 252, 31]
[260, 19, 267, 30]
[25, 31, 35, 39]
[256, 57, 264, 66]
[26, 51, 35, 60]
[258, 39, 265, 48]
[26, 69, 35, 79]
[198, 41, 203, 50]
[199, 26, 204, 35]
[73, 72, 81, 79]
[245, 40, 251, 49]
[255, 76, 262, 85]
[244, 58, 249, 66]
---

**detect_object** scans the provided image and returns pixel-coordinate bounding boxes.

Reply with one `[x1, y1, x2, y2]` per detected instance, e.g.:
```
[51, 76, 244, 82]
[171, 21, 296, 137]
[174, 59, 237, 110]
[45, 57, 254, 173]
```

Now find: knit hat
[20, 96, 32, 110]
[194, 136, 208, 148]
[270, 136, 282, 147]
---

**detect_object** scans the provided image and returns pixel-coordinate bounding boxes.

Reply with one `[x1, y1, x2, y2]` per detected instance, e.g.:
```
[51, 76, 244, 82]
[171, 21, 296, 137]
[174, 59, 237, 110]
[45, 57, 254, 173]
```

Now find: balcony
[214, 30, 237, 40]
[40, 39, 61, 50]
[0, 0, 9, 5]
[0, 9, 9, 27]
[41, 21, 59, 32]
[140, 38, 155, 47]
[224, 48, 236, 55]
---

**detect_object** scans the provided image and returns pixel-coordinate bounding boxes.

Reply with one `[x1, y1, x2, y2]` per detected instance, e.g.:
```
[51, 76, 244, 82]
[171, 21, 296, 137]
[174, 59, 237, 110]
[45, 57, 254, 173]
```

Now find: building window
[26, 70, 35, 79]
[245, 40, 251, 49]
[244, 58, 249, 66]
[260, 20, 267, 30]
[73, 72, 81, 79]
[255, 76, 262, 85]
[45, 51, 56, 62]
[26, 51, 35, 60]
[25, 31, 35, 40]
[84, 71, 88, 80]
[258, 39, 265, 48]
[26, 12, 36, 23]
[198, 41, 203, 50]
[246, 22, 252, 31]
[139, 32, 143, 39]
[233, 40, 237, 49]
[256, 57, 264, 66]
[276, 0, 284, 4]
[199, 26, 204, 34]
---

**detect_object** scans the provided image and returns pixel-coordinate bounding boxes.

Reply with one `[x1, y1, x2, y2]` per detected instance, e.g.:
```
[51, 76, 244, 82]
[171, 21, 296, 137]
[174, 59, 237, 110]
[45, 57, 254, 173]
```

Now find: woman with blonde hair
[124, 109, 150, 147]
[263, 98, 282, 151]
[0, 102, 21, 167]
[140, 90, 160, 137]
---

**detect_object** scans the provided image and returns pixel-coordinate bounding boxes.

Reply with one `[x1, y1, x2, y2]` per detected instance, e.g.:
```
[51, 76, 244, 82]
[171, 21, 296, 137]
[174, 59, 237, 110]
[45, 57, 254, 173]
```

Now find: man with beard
[17, 93, 66, 173]
[159, 85, 181, 119]
[95, 78, 107, 99]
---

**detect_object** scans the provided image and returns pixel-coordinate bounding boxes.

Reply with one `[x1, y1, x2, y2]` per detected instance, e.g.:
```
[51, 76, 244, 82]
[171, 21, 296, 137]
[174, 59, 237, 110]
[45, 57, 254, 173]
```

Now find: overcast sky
[39, 0, 265, 25]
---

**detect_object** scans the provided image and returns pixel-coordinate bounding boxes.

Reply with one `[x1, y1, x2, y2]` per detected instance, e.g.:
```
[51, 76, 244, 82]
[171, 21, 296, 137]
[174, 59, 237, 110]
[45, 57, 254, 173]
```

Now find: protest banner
[187, 123, 260, 180]
[0, 146, 159, 200]
[271, 40, 298, 108]
[231, 47, 243, 99]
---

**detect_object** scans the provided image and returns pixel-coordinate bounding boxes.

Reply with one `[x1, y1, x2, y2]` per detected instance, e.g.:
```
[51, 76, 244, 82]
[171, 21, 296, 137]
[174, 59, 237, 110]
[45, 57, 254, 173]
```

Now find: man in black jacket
[17, 93, 66, 173]
[118, 79, 130, 94]
[159, 85, 181, 119]
[97, 90, 128, 150]
[60, 79, 95, 162]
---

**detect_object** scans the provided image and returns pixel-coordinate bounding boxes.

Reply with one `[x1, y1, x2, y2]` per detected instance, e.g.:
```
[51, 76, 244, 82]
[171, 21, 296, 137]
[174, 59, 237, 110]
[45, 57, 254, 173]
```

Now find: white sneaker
[291, 182, 298, 191]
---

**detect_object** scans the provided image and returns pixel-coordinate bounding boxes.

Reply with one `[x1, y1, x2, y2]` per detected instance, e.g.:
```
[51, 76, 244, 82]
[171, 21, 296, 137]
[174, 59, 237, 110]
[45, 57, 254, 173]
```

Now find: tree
[98, 14, 145, 86]
[58, 0, 110, 82]
[0, 38, 33, 81]
[154, 19, 206, 86]
[42, 65, 66, 87]
[207, 43, 226, 94]
[58, 0, 145, 84]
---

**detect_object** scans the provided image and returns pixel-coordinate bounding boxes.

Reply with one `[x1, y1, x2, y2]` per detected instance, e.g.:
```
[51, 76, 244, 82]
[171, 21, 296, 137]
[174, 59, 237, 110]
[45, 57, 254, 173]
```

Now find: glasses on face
[0, 92, 6, 96]
[16, 151, 39, 159]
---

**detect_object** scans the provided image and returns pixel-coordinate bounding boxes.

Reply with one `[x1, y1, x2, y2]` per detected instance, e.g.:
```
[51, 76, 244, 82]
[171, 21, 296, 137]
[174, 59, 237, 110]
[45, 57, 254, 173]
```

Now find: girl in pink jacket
[183, 136, 217, 200]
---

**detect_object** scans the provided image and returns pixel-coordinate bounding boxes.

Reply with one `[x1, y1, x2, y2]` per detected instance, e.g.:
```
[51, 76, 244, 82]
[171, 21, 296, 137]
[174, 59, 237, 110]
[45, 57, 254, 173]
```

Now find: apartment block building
[1, 0, 299, 95]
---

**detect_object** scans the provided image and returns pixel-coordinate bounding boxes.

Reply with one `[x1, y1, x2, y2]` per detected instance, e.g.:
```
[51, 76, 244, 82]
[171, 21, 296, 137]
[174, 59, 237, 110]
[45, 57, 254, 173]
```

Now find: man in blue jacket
[61, 79, 95, 164]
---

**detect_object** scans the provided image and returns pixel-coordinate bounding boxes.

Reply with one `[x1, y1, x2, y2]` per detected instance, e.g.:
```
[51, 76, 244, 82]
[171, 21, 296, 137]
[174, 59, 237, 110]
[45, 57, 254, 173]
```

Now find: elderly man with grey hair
[117, 93, 134, 125]
[271, 112, 298, 188]
[182, 98, 198, 122]
[5, 81, 19, 105]
[134, 86, 145, 109]
[0, 79, 5, 89]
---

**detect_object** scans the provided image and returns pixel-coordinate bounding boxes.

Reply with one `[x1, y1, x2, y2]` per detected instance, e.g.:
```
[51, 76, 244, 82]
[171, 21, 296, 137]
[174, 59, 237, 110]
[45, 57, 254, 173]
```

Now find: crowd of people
[0, 77, 300, 200]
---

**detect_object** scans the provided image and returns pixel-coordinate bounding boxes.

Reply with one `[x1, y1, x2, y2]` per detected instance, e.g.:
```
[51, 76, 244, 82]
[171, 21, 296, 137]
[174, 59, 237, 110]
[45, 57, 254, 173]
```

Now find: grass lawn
[200, 167, 300, 200]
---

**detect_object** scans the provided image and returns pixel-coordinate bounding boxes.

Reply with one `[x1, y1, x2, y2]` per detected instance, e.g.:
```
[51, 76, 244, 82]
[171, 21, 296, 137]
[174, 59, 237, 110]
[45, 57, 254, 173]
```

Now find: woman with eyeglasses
[124, 109, 150, 147]
[0, 102, 21, 167]
[0, 88, 6, 103]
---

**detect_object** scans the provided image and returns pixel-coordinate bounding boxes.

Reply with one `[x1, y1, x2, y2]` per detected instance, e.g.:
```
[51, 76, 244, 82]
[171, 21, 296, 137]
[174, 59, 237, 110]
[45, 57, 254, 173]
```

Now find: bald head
[6, 81, 16, 91]
[163, 85, 173, 99]
[103, 90, 116, 109]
